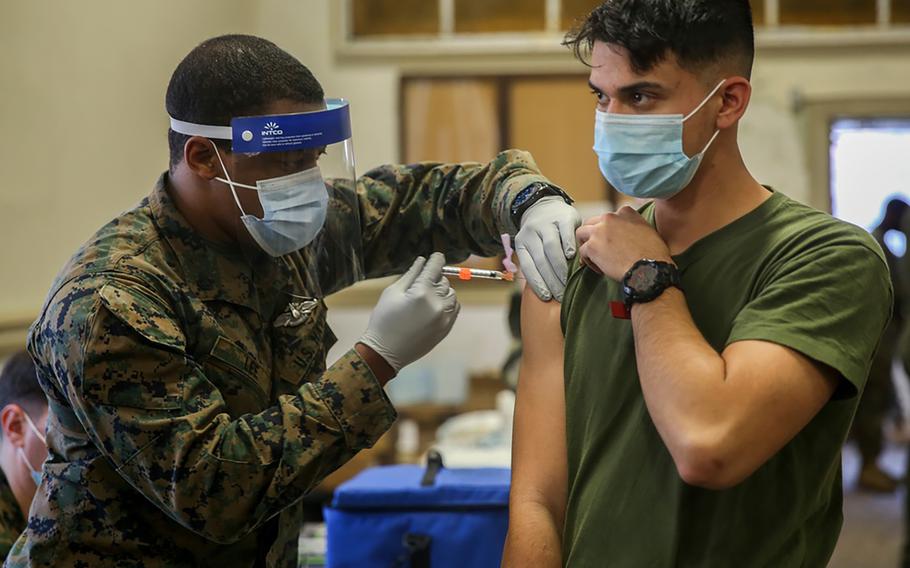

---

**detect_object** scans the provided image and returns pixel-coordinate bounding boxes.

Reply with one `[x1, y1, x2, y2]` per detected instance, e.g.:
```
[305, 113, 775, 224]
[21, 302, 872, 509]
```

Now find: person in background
[888, 199, 910, 568]
[0, 352, 48, 559]
[855, 198, 908, 492]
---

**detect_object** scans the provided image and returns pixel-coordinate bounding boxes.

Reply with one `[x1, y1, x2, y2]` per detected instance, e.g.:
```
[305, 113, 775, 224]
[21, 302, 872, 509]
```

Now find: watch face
[514, 186, 536, 207]
[628, 263, 659, 290]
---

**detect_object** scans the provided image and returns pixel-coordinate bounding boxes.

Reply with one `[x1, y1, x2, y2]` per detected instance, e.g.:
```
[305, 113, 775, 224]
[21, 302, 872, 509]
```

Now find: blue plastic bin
[324, 454, 510, 568]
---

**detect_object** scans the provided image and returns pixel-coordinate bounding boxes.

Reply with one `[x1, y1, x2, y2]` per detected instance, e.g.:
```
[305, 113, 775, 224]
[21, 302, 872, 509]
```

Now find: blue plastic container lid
[331, 465, 511, 510]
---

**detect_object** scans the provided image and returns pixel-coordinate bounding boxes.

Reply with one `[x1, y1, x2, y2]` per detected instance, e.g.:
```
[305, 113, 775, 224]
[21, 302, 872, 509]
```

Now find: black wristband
[509, 182, 574, 228]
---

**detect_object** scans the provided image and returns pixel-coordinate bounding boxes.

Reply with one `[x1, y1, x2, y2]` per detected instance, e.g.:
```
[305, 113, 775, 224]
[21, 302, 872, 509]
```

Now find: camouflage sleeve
[0, 476, 25, 559]
[318, 149, 550, 295]
[0, 511, 21, 561]
[36, 274, 396, 544]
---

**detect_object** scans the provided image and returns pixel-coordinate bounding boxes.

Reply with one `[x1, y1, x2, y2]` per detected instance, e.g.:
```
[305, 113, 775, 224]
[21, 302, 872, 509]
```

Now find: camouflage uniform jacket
[0, 469, 25, 560]
[7, 151, 549, 567]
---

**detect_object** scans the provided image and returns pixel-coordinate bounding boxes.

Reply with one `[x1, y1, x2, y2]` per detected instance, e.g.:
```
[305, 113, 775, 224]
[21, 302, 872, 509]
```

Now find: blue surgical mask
[18, 412, 46, 487]
[593, 79, 727, 200]
[213, 146, 329, 257]
[18, 447, 42, 486]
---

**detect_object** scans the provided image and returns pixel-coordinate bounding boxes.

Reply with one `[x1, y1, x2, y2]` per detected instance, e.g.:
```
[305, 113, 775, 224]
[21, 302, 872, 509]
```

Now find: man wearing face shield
[0, 352, 48, 560]
[8, 35, 580, 567]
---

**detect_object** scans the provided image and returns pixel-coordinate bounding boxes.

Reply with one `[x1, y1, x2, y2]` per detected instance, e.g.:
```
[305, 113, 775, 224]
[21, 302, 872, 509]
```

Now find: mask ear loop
[18, 409, 46, 487]
[211, 142, 250, 217]
[683, 79, 727, 157]
[683, 79, 728, 122]
[17, 446, 41, 485]
[22, 411, 46, 446]
[698, 130, 722, 156]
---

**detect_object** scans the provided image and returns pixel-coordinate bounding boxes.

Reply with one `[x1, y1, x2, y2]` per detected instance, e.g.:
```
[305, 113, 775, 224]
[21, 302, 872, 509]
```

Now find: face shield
[170, 99, 365, 297]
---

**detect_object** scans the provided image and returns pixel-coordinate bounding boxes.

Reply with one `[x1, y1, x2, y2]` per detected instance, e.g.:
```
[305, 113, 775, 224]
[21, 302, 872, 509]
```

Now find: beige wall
[0, 0, 403, 353]
[0, 0, 256, 324]
[2, 0, 910, 361]
[744, 47, 910, 210]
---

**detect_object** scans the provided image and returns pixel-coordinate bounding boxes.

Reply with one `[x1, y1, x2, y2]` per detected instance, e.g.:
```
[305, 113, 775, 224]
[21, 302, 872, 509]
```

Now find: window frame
[333, 0, 910, 64]
[802, 95, 910, 214]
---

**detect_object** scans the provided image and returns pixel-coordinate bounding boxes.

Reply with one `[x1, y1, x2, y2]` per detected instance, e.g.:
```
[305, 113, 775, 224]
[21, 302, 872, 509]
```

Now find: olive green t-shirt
[560, 191, 892, 567]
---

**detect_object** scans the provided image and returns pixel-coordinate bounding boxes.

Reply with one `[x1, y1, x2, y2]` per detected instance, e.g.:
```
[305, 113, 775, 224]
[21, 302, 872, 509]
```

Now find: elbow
[169, 498, 255, 544]
[672, 435, 752, 491]
[201, 525, 251, 545]
[675, 456, 740, 491]
[191, 520, 256, 545]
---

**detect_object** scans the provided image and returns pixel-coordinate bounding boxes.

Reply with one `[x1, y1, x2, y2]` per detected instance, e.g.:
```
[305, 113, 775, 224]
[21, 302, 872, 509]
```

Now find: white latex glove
[358, 253, 460, 373]
[514, 196, 582, 302]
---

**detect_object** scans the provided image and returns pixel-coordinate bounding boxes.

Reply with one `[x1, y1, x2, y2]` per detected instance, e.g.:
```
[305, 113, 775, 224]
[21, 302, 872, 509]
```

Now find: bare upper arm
[510, 286, 567, 519]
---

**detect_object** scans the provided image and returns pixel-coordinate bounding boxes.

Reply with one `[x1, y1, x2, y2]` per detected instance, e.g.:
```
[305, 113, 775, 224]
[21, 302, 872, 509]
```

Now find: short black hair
[882, 198, 910, 230]
[885, 198, 909, 218]
[0, 351, 47, 421]
[166, 34, 324, 170]
[564, 0, 755, 79]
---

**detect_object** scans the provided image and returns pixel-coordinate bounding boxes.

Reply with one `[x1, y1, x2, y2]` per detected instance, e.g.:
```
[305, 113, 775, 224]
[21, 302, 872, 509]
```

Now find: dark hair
[564, 0, 755, 79]
[882, 198, 910, 230]
[166, 34, 324, 170]
[0, 351, 47, 421]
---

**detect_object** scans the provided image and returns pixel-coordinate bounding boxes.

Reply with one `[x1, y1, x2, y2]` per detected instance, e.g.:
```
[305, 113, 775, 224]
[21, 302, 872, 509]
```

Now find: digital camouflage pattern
[0, 469, 25, 560]
[7, 151, 550, 567]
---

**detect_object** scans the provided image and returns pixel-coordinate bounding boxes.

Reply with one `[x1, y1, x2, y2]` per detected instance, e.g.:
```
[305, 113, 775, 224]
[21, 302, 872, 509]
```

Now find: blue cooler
[324, 452, 510, 567]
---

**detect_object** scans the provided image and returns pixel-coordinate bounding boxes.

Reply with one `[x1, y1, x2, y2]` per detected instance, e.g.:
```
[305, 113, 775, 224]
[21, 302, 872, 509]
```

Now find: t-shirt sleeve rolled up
[726, 241, 892, 398]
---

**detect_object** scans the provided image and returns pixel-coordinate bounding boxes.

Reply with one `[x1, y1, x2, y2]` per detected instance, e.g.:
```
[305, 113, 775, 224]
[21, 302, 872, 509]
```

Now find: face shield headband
[168, 98, 352, 154]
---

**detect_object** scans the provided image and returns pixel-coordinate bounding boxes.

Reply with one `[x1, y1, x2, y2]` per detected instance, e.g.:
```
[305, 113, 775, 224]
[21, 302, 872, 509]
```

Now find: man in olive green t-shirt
[502, 2, 892, 567]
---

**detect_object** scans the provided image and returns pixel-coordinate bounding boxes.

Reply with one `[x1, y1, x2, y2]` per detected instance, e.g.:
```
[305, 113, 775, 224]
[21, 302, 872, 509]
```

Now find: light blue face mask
[18, 411, 47, 487]
[213, 146, 329, 257]
[18, 446, 42, 486]
[593, 79, 727, 200]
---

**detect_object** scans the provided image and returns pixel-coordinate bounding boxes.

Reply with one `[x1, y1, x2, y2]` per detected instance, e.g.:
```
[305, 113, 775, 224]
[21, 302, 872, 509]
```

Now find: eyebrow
[588, 80, 668, 96]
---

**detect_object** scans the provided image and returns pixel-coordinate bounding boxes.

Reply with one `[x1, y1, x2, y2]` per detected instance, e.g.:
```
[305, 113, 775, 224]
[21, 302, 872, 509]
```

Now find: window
[351, 0, 439, 37]
[348, 0, 910, 41]
[780, 0, 876, 26]
[454, 0, 547, 33]
[896, 0, 910, 23]
[830, 118, 910, 233]
[561, 0, 603, 29]
[750, 0, 766, 26]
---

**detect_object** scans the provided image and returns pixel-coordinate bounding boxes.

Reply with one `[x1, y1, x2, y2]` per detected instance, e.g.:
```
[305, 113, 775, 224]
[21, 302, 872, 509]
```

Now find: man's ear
[716, 77, 751, 130]
[184, 137, 224, 180]
[1, 405, 26, 448]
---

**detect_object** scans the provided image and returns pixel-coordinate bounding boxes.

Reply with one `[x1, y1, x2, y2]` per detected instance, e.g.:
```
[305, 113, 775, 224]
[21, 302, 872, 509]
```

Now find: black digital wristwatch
[621, 259, 682, 310]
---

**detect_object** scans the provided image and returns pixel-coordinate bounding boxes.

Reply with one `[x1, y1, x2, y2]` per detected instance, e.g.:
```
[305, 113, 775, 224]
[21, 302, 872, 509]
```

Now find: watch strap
[510, 182, 574, 228]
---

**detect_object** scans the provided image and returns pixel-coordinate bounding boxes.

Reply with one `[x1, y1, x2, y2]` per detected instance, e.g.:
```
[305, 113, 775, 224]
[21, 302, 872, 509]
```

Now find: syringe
[442, 266, 515, 282]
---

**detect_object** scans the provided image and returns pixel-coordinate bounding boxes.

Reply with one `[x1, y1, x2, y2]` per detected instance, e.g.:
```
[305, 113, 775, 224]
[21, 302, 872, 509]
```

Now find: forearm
[503, 499, 563, 568]
[357, 150, 549, 278]
[355, 342, 396, 386]
[631, 289, 730, 471]
[77, 349, 396, 543]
